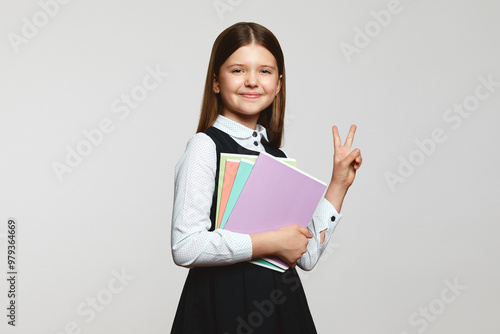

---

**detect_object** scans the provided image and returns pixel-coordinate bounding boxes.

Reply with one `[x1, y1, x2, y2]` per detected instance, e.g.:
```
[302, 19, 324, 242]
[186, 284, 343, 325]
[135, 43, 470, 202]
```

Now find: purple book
[223, 152, 327, 269]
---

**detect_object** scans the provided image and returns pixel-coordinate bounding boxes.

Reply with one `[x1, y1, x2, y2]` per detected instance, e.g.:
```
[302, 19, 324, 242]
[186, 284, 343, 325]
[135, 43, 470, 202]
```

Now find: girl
[171, 22, 362, 333]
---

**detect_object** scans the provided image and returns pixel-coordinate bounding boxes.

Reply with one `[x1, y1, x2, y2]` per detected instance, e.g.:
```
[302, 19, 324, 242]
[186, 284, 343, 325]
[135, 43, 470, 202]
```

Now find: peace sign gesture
[325, 125, 362, 212]
[331, 124, 362, 188]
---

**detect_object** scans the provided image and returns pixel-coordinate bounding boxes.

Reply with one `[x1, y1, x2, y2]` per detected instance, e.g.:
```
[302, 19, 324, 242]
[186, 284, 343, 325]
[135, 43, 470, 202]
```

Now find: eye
[232, 69, 243, 73]
[260, 69, 271, 74]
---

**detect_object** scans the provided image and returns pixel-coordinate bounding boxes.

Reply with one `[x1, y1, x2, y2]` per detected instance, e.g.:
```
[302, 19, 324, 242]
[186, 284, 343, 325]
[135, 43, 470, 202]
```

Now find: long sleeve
[297, 198, 342, 271]
[171, 133, 253, 267]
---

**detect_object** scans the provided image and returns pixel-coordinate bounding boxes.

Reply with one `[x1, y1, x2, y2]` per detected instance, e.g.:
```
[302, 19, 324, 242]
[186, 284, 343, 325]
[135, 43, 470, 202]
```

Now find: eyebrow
[226, 63, 277, 69]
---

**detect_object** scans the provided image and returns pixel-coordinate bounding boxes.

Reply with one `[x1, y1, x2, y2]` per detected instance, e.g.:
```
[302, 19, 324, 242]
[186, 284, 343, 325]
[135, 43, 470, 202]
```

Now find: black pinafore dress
[171, 127, 317, 334]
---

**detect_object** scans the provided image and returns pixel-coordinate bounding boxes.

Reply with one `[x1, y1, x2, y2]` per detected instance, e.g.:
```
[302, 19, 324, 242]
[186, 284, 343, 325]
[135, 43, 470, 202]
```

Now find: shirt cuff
[311, 197, 343, 234]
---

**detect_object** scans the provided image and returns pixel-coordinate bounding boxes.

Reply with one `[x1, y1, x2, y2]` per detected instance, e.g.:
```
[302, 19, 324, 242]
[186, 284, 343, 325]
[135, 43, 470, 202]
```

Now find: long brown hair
[196, 22, 286, 148]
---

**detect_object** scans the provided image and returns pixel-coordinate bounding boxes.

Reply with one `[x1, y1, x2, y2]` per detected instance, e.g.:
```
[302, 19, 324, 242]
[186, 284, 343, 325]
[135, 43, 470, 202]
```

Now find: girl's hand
[273, 225, 313, 267]
[250, 225, 313, 268]
[324, 125, 362, 213]
[331, 125, 362, 189]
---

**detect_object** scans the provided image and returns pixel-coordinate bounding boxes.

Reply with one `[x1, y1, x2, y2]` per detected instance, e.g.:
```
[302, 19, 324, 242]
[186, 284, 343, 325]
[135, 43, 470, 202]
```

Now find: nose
[245, 71, 258, 87]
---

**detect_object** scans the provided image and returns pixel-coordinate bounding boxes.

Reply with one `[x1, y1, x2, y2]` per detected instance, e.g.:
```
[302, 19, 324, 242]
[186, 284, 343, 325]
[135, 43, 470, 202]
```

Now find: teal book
[219, 159, 255, 230]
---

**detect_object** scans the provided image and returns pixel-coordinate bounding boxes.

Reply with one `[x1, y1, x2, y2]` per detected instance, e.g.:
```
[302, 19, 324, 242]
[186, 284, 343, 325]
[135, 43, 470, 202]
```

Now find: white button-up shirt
[171, 115, 342, 271]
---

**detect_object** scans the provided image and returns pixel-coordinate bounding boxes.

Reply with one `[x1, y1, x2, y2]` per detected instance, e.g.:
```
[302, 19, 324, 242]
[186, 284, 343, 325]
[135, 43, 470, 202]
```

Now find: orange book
[217, 159, 239, 229]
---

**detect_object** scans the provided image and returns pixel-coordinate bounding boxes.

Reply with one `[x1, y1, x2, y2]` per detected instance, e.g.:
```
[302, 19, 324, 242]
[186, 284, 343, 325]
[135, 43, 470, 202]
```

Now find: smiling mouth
[240, 93, 262, 99]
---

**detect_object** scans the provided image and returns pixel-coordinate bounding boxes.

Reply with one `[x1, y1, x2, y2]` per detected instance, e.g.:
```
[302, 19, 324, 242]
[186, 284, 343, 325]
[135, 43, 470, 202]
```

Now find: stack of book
[215, 152, 327, 272]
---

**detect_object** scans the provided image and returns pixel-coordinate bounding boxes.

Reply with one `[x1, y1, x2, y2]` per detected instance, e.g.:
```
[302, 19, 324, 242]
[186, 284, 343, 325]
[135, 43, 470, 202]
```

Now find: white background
[1, 0, 499, 333]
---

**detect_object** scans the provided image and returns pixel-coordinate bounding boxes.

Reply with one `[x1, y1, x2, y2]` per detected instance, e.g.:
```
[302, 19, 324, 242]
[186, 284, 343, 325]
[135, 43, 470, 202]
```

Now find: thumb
[343, 148, 361, 166]
[298, 226, 313, 238]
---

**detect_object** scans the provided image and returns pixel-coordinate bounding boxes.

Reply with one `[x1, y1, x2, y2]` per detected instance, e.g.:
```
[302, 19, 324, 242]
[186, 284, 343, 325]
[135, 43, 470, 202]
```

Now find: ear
[275, 74, 283, 96]
[213, 74, 220, 94]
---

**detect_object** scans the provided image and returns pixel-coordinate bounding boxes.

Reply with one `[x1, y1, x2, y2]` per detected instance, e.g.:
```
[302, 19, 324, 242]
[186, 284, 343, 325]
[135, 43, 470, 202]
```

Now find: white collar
[213, 115, 269, 142]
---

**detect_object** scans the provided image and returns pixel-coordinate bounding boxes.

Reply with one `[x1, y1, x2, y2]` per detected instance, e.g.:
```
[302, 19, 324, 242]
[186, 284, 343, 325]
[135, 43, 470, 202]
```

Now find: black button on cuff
[331, 216, 336, 222]
[253, 141, 258, 146]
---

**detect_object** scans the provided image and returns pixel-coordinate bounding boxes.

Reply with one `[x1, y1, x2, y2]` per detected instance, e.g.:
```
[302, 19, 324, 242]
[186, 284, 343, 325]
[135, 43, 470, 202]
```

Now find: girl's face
[213, 43, 282, 129]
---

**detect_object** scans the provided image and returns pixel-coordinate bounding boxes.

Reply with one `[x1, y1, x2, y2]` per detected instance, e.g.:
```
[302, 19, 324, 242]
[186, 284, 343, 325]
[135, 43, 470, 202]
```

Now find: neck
[221, 111, 259, 130]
